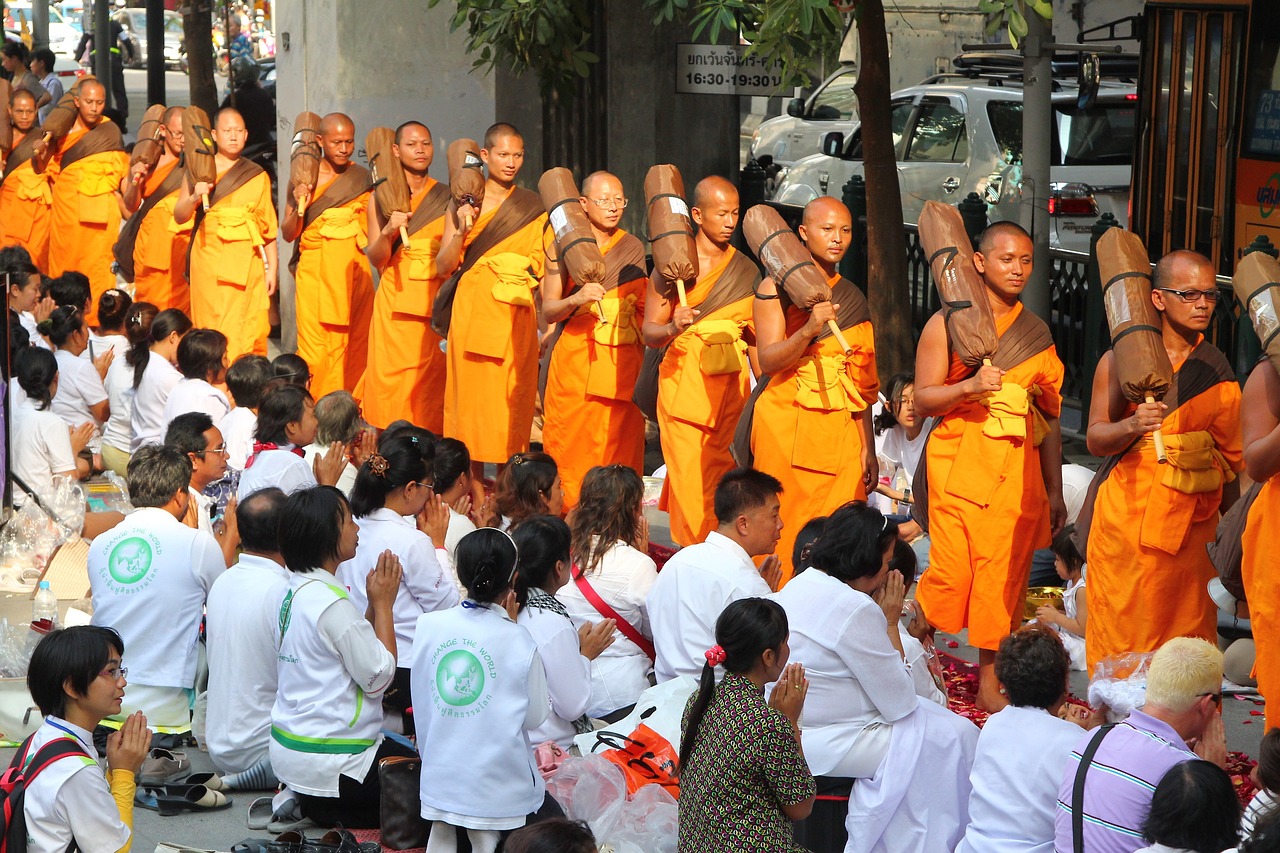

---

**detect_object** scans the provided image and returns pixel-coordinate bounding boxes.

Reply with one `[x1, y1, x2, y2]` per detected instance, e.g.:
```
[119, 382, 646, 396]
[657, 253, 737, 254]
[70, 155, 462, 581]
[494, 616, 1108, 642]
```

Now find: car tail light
[1049, 183, 1098, 217]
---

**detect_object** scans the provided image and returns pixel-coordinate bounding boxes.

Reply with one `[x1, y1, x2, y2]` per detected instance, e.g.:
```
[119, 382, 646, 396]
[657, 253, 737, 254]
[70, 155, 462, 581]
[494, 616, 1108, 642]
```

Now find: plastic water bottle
[33, 581, 58, 627]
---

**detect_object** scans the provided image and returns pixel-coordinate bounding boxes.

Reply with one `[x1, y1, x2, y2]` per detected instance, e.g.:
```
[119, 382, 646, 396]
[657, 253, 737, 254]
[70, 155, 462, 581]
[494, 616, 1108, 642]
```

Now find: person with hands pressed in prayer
[236, 381, 348, 500]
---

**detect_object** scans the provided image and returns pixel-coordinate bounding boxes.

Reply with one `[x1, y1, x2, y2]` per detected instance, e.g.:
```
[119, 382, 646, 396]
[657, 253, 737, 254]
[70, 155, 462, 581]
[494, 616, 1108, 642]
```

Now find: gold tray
[1024, 586, 1065, 621]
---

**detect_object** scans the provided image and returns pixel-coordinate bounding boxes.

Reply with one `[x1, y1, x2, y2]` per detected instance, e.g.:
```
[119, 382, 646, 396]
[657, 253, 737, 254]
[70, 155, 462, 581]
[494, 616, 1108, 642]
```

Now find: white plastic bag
[548, 755, 679, 853]
[1088, 652, 1154, 722]
[574, 676, 698, 757]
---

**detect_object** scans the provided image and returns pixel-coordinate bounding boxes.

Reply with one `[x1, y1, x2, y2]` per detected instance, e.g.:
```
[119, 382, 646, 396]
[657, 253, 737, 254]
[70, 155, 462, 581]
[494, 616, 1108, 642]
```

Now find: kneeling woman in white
[24, 626, 151, 853]
[128, 308, 191, 452]
[269, 486, 416, 828]
[411, 529, 550, 853]
[770, 502, 978, 853]
[238, 384, 345, 500]
[12, 348, 88, 506]
[44, 306, 109, 457]
[161, 328, 230, 430]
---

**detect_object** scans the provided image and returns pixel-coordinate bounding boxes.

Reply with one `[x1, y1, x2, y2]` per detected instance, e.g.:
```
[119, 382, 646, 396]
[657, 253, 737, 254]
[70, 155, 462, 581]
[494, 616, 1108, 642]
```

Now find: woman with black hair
[411, 528, 551, 853]
[44, 306, 110, 462]
[678, 597, 814, 852]
[434, 438, 497, 571]
[89, 288, 132, 360]
[1136, 760, 1242, 853]
[236, 382, 346, 500]
[129, 307, 192, 451]
[13, 347, 92, 505]
[100, 302, 157, 476]
[512, 515, 615, 749]
[269, 486, 414, 828]
[495, 451, 563, 530]
[772, 500, 978, 851]
[336, 434, 458, 727]
[161, 328, 230, 429]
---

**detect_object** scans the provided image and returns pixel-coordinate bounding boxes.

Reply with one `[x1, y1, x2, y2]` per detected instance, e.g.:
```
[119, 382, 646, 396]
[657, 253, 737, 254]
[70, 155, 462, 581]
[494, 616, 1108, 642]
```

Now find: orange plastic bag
[594, 723, 680, 799]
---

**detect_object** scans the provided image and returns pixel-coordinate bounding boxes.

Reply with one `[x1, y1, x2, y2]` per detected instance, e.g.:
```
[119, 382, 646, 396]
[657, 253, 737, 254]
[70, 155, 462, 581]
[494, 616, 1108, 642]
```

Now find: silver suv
[749, 65, 858, 169]
[770, 77, 1137, 252]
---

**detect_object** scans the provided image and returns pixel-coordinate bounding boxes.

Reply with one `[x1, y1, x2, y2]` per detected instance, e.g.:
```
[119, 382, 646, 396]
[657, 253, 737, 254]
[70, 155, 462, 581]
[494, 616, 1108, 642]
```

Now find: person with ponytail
[678, 597, 815, 852]
[161, 328, 230, 429]
[44, 306, 110, 465]
[89, 288, 132, 360]
[337, 433, 458, 730]
[512, 515, 615, 749]
[97, 302, 158, 475]
[128, 307, 192, 451]
[12, 348, 92, 505]
[559, 464, 656, 720]
[494, 451, 564, 530]
[411, 528, 551, 853]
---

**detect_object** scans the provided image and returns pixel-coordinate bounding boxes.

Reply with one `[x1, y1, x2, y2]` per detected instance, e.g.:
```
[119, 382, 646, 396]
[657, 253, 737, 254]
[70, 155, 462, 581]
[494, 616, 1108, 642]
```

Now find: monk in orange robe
[44, 80, 128, 322]
[356, 121, 451, 432]
[438, 123, 546, 469]
[0, 89, 51, 268]
[1084, 250, 1242, 673]
[114, 106, 191, 313]
[281, 113, 372, 399]
[746, 197, 879, 585]
[914, 221, 1066, 710]
[641, 176, 760, 547]
[541, 170, 648, 508]
[175, 108, 278, 361]
[1241, 353, 1280, 730]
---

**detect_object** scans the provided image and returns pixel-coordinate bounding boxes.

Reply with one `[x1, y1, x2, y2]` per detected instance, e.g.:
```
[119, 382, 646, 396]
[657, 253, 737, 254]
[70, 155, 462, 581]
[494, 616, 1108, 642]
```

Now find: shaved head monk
[913, 220, 1066, 711]
[44, 79, 128, 322]
[280, 112, 373, 398]
[358, 120, 453, 432]
[746, 196, 879, 584]
[438, 122, 548, 473]
[176, 107, 279, 360]
[541, 170, 649, 507]
[641, 175, 761, 546]
[0, 88, 51, 266]
[1084, 249, 1242, 672]
[114, 106, 193, 312]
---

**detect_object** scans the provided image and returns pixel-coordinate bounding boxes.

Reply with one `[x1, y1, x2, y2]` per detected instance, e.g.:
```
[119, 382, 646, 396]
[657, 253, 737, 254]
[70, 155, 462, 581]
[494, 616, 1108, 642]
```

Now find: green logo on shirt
[435, 650, 484, 707]
[107, 537, 154, 585]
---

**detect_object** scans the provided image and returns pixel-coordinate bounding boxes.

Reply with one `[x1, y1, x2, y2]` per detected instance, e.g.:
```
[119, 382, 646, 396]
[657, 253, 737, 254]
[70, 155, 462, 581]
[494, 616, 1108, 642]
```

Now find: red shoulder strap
[573, 567, 655, 661]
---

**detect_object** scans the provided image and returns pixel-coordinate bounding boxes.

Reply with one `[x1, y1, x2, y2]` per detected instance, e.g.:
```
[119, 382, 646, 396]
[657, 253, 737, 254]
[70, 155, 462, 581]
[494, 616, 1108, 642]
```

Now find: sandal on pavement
[155, 784, 232, 816]
[247, 796, 275, 831]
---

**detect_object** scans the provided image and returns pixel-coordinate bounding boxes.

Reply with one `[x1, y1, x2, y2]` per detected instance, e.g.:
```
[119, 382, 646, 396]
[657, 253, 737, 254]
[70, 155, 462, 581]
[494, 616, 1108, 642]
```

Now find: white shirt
[303, 441, 355, 496]
[100, 354, 135, 453]
[871, 418, 933, 514]
[335, 508, 459, 665]
[647, 531, 772, 683]
[23, 717, 130, 853]
[558, 539, 658, 717]
[219, 406, 257, 471]
[187, 487, 215, 536]
[37, 72, 64, 124]
[1062, 463, 1095, 526]
[205, 552, 291, 774]
[131, 351, 182, 451]
[1242, 788, 1276, 838]
[956, 705, 1088, 853]
[439, 507, 477, 589]
[51, 348, 107, 450]
[237, 445, 316, 500]
[20, 311, 51, 350]
[11, 397, 76, 508]
[901, 627, 948, 708]
[518, 596, 592, 749]
[84, 332, 127, 362]
[161, 377, 230, 432]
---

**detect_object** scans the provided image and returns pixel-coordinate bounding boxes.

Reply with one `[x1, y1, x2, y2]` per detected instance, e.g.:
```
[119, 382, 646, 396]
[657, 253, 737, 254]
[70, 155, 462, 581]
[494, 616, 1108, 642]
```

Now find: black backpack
[0, 732, 92, 853]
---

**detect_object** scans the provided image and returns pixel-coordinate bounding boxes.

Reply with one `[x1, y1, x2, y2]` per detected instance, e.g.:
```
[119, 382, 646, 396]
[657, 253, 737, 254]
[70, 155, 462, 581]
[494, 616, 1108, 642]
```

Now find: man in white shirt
[89, 445, 226, 735]
[165, 412, 240, 566]
[648, 468, 785, 682]
[205, 487, 290, 789]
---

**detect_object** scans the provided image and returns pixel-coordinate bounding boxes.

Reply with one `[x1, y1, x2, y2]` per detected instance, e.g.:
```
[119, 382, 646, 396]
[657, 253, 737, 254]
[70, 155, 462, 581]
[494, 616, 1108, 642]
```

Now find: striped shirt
[1052, 709, 1197, 853]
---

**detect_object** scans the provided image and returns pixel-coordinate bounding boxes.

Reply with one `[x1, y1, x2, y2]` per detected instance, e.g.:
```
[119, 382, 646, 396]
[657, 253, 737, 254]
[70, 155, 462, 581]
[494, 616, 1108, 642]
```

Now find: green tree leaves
[977, 0, 1052, 48]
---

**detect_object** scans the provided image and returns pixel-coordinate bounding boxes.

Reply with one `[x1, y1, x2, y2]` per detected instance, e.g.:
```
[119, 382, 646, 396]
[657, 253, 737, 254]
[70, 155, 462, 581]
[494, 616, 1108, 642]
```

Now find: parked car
[750, 64, 859, 169]
[112, 7, 183, 69]
[770, 76, 1136, 253]
[3, 2, 81, 59]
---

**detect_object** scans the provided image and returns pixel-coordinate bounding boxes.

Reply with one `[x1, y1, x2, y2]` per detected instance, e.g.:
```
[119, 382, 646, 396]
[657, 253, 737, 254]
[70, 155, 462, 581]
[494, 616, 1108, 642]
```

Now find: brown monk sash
[286, 164, 372, 277]
[538, 232, 648, 399]
[731, 277, 871, 467]
[59, 120, 124, 169]
[400, 181, 452, 247]
[1072, 340, 1239, 552]
[633, 248, 761, 422]
[183, 157, 266, 281]
[429, 186, 544, 339]
[911, 306, 1056, 532]
[113, 158, 185, 281]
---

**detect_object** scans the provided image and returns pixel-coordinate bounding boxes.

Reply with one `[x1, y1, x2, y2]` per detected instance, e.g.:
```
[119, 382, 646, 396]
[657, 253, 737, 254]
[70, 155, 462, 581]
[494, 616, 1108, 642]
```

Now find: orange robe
[294, 180, 373, 399]
[1242, 472, 1280, 730]
[47, 124, 128, 323]
[543, 229, 648, 509]
[1086, 344, 1243, 672]
[132, 160, 192, 314]
[188, 167, 277, 361]
[357, 182, 447, 431]
[0, 139, 52, 268]
[657, 249, 756, 547]
[750, 291, 878, 586]
[443, 206, 547, 464]
[915, 303, 1064, 651]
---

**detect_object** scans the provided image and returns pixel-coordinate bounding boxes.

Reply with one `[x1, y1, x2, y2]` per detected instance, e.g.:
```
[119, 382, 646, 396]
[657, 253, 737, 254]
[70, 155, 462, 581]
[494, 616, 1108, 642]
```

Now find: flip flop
[315, 830, 379, 853]
[155, 784, 233, 816]
[139, 747, 191, 785]
[247, 796, 275, 831]
[134, 788, 160, 812]
[182, 771, 228, 792]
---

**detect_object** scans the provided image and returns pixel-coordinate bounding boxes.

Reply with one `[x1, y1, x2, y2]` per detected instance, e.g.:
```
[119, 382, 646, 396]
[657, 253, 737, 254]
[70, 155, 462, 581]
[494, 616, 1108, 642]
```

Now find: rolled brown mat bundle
[1096, 228, 1172, 463]
[183, 105, 216, 211]
[40, 91, 79, 144]
[742, 204, 851, 354]
[0, 79, 11, 155]
[366, 126, 411, 247]
[1235, 251, 1280, 378]
[538, 168, 606, 319]
[447, 138, 484, 230]
[918, 201, 999, 367]
[289, 111, 322, 219]
[69, 74, 97, 94]
[129, 103, 168, 178]
[644, 164, 698, 307]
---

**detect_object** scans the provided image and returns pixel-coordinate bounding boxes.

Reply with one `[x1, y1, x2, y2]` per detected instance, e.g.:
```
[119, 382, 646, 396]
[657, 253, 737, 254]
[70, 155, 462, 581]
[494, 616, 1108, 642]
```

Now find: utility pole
[146, 0, 165, 105]
[32, 1, 48, 51]
[1020, 10, 1053, 321]
[93, 0, 111, 109]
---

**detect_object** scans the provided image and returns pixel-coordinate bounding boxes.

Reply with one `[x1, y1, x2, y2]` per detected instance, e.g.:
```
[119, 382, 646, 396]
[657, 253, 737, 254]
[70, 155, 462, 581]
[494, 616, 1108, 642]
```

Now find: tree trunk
[184, 0, 217, 115]
[853, 0, 912, 377]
